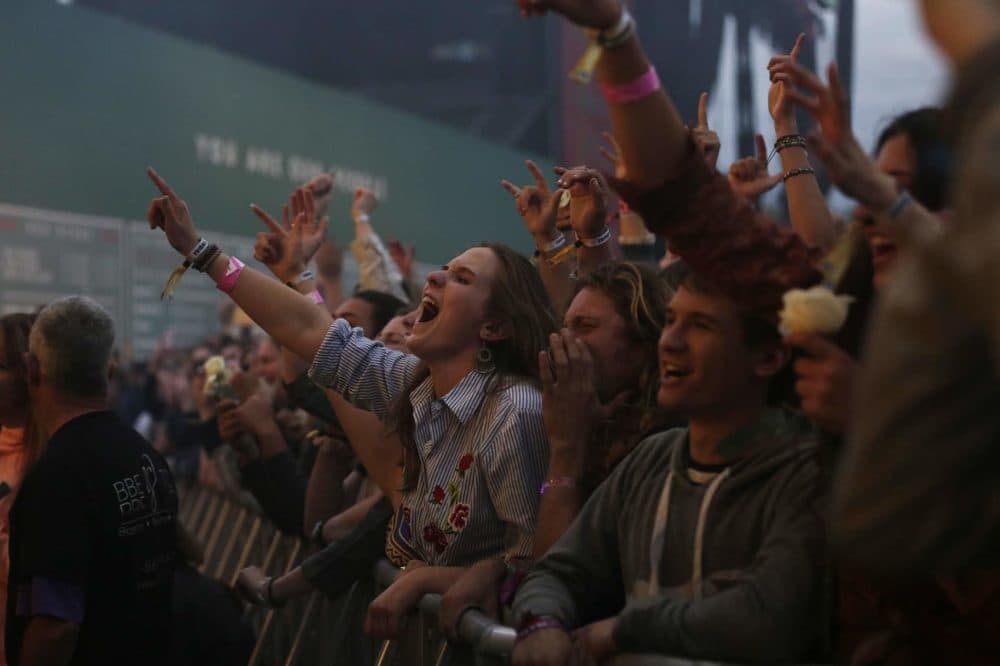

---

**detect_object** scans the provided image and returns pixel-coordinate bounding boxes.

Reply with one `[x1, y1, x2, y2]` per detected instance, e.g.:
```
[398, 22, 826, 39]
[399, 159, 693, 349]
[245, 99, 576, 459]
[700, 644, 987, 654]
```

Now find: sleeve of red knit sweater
[609, 135, 822, 319]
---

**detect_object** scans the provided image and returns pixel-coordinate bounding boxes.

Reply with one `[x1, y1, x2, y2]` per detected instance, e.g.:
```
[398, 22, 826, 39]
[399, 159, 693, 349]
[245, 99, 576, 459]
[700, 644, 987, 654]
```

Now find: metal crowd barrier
[178, 483, 380, 665]
[179, 483, 826, 666]
[372, 559, 514, 666]
[179, 483, 516, 665]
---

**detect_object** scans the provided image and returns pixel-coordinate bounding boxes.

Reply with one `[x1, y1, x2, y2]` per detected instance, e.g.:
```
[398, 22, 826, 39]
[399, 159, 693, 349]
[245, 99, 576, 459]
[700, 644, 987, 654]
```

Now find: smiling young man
[511, 261, 827, 665]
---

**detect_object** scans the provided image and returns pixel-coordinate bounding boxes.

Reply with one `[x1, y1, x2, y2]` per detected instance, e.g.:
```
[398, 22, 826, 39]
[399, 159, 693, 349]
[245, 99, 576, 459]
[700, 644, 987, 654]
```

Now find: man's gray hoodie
[513, 409, 827, 663]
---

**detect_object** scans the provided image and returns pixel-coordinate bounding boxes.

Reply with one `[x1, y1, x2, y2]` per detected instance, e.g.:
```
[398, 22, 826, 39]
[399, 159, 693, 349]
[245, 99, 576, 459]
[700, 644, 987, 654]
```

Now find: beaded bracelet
[775, 134, 807, 153]
[570, 9, 637, 84]
[161, 239, 218, 300]
[193, 244, 221, 273]
[783, 167, 816, 183]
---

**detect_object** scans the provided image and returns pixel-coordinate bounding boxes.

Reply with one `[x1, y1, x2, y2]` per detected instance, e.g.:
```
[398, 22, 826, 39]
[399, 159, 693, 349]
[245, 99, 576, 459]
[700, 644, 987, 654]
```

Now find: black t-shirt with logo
[6, 410, 178, 665]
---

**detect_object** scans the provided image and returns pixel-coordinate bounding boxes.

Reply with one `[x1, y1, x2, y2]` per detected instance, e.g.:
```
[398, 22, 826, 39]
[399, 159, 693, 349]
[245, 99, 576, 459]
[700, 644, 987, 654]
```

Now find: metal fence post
[212, 506, 248, 579]
[194, 493, 221, 542]
[198, 498, 231, 574]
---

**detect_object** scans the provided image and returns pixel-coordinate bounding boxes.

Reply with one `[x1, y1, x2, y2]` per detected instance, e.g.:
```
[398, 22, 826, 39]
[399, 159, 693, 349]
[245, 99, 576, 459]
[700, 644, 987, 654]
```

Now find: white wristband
[185, 238, 209, 264]
[577, 228, 612, 248]
[595, 8, 634, 48]
[287, 269, 315, 288]
[537, 233, 568, 254]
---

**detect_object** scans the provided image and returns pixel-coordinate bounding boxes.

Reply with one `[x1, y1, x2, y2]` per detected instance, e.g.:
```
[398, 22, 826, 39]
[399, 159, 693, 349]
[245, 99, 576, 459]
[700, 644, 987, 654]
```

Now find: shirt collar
[442, 371, 493, 425]
[410, 370, 492, 426]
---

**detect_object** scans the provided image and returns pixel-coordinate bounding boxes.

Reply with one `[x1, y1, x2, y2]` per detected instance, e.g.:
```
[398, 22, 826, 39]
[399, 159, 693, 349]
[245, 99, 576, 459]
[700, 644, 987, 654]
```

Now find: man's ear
[753, 342, 790, 380]
[23, 351, 41, 388]
[479, 320, 509, 343]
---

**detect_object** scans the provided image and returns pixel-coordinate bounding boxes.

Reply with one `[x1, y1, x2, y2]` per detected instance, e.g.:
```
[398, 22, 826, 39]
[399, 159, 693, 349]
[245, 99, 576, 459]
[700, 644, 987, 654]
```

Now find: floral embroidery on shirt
[423, 524, 449, 553]
[448, 503, 471, 532]
[429, 485, 446, 504]
[421, 453, 476, 556]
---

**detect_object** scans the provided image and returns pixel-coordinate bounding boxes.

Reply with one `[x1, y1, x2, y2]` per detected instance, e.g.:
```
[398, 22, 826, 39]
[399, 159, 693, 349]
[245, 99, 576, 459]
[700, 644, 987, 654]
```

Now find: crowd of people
[2, 0, 1000, 663]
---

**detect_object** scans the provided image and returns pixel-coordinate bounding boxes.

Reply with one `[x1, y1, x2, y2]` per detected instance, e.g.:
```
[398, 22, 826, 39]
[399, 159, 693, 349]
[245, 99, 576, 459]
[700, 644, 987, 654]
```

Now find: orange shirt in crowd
[0, 426, 28, 666]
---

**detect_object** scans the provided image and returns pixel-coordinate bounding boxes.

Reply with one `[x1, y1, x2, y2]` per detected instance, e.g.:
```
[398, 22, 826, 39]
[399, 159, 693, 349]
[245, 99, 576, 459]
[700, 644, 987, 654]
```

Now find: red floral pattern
[418, 452, 476, 559]
[429, 485, 445, 504]
[422, 524, 449, 553]
[448, 503, 471, 532]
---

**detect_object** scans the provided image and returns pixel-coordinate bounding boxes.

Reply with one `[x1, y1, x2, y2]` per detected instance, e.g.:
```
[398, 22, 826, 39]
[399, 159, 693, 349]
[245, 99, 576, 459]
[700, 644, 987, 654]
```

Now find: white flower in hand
[202, 355, 231, 395]
[779, 286, 853, 336]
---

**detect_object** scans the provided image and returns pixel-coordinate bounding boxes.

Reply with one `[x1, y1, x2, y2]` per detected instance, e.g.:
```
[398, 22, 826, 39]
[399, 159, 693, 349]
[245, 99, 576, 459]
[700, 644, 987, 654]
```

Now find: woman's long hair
[875, 107, 950, 212]
[1, 313, 43, 466]
[395, 243, 557, 490]
[573, 263, 673, 486]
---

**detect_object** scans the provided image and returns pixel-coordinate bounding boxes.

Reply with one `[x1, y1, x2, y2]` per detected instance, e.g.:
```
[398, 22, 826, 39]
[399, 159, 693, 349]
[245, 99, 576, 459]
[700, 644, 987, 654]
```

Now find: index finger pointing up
[525, 160, 549, 195]
[146, 167, 178, 199]
[755, 134, 769, 167]
[697, 92, 710, 130]
[790, 33, 805, 61]
[250, 204, 284, 235]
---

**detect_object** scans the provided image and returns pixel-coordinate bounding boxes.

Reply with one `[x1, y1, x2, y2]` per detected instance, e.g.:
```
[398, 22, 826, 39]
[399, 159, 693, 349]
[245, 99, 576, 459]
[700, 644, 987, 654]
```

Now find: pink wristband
[215, 256, 245, 294]
[515, 617, 565, 644]
[599, 66, 661, 105]
[306, 289, 325, 305]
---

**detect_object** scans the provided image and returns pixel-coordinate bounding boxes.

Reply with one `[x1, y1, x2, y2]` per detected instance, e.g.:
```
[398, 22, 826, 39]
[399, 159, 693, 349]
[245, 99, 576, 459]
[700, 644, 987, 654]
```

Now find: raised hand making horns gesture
[250, 185, 328, 284]
[502, 160, 565, 247]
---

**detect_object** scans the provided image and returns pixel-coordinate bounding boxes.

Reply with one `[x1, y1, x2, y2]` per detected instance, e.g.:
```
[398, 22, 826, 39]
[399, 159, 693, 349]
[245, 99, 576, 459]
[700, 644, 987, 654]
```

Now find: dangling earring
[475, 343, 496, 375]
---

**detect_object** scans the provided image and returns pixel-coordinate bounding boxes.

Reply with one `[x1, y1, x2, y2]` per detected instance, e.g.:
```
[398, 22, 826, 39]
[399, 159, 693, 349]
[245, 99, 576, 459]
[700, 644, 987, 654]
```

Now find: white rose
[779, 286, 854, 336]
[203, 355, 226, 377]
[202, 355, 231, 395]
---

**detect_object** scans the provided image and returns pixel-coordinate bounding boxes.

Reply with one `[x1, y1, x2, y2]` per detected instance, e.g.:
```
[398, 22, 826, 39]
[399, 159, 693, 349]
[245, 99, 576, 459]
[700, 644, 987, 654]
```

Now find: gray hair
[32, 296, 115, 398]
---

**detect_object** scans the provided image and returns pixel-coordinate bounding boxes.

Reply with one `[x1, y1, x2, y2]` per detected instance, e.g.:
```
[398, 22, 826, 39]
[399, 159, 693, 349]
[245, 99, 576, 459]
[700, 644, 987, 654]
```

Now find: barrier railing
[178, 483, 515, 665]
[372, 559, 513, 665]
[179, 483, 827, 666]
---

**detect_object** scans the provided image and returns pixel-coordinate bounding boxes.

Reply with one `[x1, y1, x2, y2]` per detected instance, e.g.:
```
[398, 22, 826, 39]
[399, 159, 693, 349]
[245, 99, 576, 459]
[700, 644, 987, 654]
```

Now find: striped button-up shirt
[309, 319, 548, 565]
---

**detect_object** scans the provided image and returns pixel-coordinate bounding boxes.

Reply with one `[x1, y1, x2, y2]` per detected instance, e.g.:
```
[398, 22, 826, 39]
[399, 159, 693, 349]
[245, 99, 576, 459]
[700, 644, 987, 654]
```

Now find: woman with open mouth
[144, 167, 557, 640]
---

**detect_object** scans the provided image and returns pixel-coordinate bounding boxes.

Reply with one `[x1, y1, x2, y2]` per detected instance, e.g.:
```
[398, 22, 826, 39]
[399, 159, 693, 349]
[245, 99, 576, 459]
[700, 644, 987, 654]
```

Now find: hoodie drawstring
[647, 467, 731, 600]
[647, 470, 674, 595]
[691, 468, 730, 601]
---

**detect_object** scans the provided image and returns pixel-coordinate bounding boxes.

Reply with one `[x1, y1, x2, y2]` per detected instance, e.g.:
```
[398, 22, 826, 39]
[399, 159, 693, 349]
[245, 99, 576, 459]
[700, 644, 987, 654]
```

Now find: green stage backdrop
[0, 0, 552, 356]
[0, 0, 550, 256]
